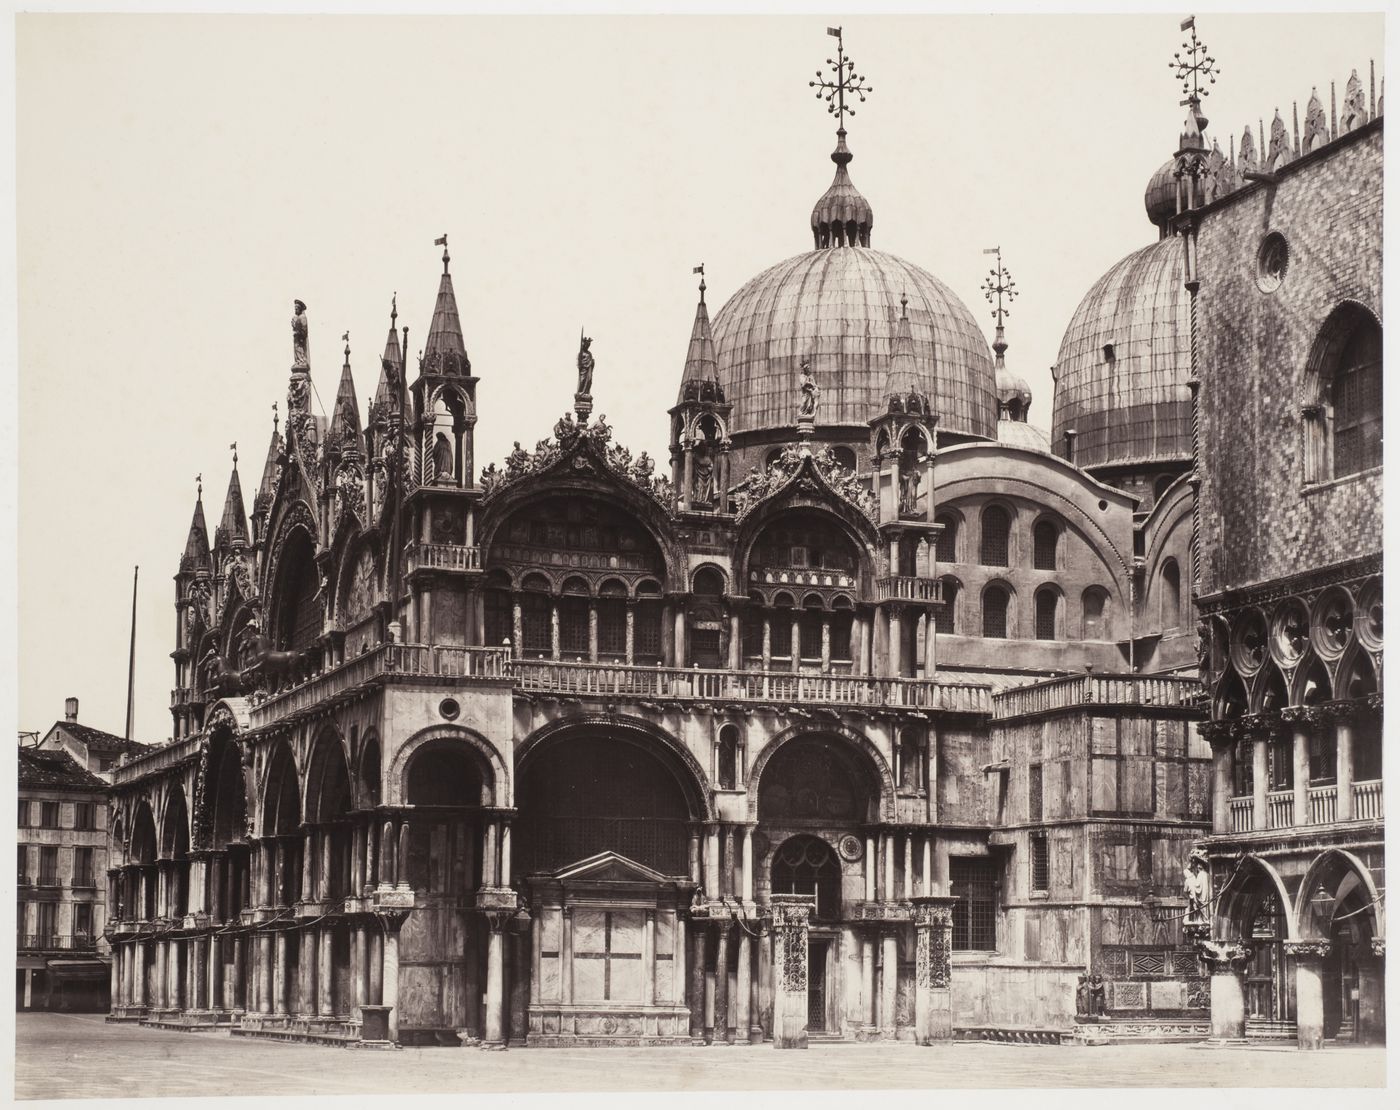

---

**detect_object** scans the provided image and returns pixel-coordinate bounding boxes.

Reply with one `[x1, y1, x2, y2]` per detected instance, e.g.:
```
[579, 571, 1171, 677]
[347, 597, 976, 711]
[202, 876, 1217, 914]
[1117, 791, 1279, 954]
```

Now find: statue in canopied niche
[433, 432, 454, 484]
[292, 300, 309, 369]
[576, 334, 595, 397]
[797, 358, 819, 422]
[692, 449, 716, 505]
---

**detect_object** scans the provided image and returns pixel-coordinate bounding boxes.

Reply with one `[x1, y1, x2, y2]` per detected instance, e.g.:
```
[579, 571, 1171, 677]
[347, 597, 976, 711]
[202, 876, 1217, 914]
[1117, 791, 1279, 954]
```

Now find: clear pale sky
[13, 9, 1384, 741]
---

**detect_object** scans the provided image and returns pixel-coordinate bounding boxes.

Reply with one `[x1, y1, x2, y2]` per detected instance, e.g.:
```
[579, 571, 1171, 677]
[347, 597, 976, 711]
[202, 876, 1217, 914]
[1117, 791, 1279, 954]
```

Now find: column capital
[1195, 939, 1252, 974]
[910, 894, 958, 927]
[1370, 937, 1385, 958]
[1283, 939, 1332, 960]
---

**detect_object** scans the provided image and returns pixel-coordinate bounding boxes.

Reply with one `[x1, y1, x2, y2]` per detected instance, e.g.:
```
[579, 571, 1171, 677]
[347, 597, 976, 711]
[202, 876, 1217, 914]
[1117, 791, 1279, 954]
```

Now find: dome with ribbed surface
[1050, 237, 1191, 471]
[711, 247, 997, 439]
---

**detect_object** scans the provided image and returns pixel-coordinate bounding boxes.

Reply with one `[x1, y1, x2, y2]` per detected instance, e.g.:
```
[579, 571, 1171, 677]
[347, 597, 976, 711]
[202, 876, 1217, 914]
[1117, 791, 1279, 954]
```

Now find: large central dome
[711, 247, 998, 440]
[707, 126, 997, 444]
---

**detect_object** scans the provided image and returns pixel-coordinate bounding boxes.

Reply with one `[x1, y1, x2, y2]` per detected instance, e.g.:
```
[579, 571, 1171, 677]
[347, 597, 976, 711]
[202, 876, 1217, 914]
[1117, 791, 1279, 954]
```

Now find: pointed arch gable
[734, 497, 877, 591]
[747, 722, 894, 822]
[1296, 848, 1384, 941]
[1215, 854, 1299, 942]
[477, 446, 682, 587]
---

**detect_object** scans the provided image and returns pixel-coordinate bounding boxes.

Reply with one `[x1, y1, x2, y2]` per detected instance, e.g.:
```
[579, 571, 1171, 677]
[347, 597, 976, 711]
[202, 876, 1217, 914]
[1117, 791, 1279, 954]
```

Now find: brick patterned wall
[1195, 127, 1383, 599]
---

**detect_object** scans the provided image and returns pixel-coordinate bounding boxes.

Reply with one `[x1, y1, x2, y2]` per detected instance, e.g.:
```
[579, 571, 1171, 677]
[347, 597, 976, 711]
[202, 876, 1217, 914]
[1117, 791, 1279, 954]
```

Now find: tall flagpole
[125, 565, 139, 740]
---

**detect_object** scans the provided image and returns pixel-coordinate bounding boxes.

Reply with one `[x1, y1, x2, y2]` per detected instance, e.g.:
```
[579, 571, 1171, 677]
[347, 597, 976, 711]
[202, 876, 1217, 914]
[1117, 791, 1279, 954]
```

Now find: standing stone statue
[1183, 848, 1211, 926]
[692, 451, 716, 505]
[576, 334, 595, 397]
[797, 358, 819, 422]
[292, 300, 310, 369]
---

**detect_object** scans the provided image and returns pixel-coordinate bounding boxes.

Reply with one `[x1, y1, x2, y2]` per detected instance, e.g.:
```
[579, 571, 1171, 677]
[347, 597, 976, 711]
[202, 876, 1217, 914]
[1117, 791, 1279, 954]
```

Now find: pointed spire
[421, 235, 471, 377]
[330, 340, 362, 453]
[373, 294, 403, 416]
[876, 294, 930, 419]
[255, 409, 283, 516]
[216, 448, 248, 549]
[181, 478, 211, 574]
[676, 265, 722, 404]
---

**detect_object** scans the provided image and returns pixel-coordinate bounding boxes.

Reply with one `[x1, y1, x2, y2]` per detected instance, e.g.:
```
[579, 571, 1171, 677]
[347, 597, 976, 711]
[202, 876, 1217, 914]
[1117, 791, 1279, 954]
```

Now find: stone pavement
[12, 1013, 1386, 1100]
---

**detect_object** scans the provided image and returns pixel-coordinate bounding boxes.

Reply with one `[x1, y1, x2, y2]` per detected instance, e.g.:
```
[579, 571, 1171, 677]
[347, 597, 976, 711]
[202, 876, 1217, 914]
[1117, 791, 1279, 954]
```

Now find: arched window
[1161, 559, 1183, 631]
[829, 602, 853, 663]
[520, 575, 552, 658]
[799, 597, 824, 661]
[898, 729, 922, 791]
[771, 836, 841, 922]
[934, 513, 959, 564]
[983, 585, 1010, 639]
[559, 578, 590, 658]
[597, 579, 628, 660]
[1082, 588, 1109, 640]
[483, 572, 512, 648]
[1332, 318, 1382, 476]
[935, 579, 959, 634]
[980, 506, 1010, 566]
[1034, 588, 1058, 641]
[769, 595, 794, 659]
[717, 725, 740, 790]
[1032, 520, 1058, 570]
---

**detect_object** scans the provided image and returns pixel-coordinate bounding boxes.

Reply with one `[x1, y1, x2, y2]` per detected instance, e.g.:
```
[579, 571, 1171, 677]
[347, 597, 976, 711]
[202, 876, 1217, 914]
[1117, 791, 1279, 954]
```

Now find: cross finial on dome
[982, 246, 1018, 355]
[808, 29, 875, 250]
[1171, 16, 1219, 107]
[810, 27, 873, 131]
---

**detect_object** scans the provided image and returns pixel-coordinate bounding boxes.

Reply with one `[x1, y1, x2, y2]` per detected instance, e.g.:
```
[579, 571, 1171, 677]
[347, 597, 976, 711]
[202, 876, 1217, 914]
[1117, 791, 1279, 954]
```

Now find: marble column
[355, 924, 370, 1017]
[880, 930, 898, 1037]
[484, 915, 507, 1048]
[1335, 717, 1355, 822]
[862, 936, 876, 1030]
[298, 929, 315, 1015]
[736, 931, 752, 1046]
[1287, 940, 1330, 1050]
[273, 930, 288, 1016]
[381, 921, 401, 1042]
[318, 926, 334, 1016]
[258, 933, 274, 1014]
[688, 923, 706, 1043]
[769, 895, 812, 1049]
[713, 922, 730, 1045]
[1199, 943, 1251, 1041]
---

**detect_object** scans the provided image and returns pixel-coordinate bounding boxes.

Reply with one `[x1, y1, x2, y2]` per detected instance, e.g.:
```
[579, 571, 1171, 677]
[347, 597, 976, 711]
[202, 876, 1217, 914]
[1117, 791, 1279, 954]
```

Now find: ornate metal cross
[1171, 15, 1219, 102]
[810, 26, 872, 122]
[982, 247, 1018, 327]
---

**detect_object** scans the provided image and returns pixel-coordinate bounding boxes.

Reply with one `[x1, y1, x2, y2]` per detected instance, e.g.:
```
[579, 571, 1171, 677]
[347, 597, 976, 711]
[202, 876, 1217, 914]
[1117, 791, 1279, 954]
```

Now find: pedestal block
[769, 894, 813, 1050]
[912, 896, 957, 1045]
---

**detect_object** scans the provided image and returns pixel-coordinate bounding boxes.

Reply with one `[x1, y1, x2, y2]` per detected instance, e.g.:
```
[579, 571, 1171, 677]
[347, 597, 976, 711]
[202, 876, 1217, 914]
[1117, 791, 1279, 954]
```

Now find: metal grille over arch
[516, 720, 710, 878]
[770, 834, 841, 922]
[754, 731, 885, 825]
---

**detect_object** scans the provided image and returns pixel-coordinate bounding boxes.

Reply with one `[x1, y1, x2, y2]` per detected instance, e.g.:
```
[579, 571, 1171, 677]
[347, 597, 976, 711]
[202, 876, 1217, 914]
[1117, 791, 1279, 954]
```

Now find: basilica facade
[100, 32, 1381, 1051]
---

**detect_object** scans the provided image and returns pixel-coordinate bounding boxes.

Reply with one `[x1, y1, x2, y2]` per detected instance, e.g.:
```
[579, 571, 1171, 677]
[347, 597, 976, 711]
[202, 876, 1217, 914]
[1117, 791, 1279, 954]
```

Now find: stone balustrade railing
[991, 673, 1202, 720]
[1229, 796, 1254, 833]
[1353, 779, 1383, 821]
[407, 542, 482, 573]
[1308, 785, 1338, 825]
[1266, 790, 1294, 829]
